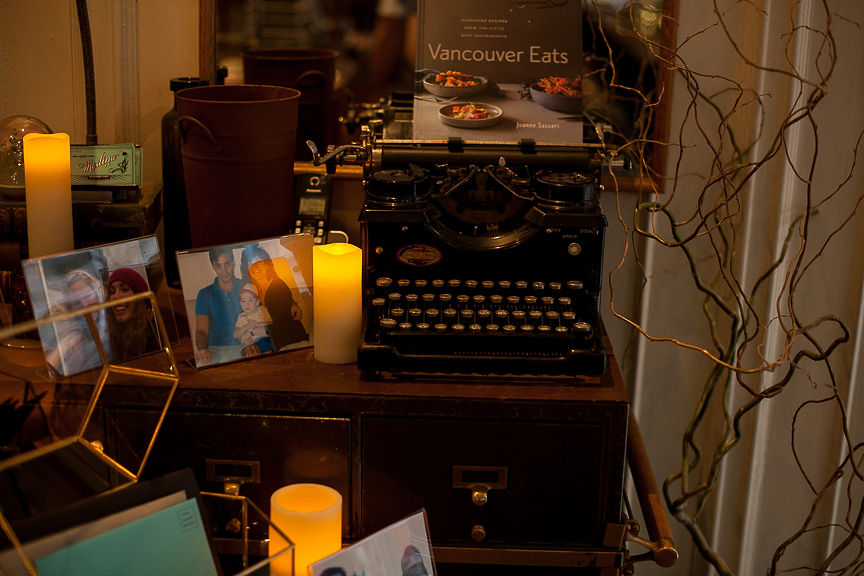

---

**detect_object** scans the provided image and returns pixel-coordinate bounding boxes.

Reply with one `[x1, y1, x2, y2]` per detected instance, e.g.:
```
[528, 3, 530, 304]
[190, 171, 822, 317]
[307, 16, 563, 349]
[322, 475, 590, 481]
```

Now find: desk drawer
[360, 414, 624, 547]
[114, 409, 351, 535]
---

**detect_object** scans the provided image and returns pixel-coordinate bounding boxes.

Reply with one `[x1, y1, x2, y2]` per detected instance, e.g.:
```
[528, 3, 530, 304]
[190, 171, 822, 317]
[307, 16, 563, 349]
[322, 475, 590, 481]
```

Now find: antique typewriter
[310, 98, 615, 377]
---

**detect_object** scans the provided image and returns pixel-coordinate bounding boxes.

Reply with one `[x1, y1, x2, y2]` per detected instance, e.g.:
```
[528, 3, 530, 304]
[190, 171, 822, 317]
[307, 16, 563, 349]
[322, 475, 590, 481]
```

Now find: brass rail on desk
[626, 412, 679, 569]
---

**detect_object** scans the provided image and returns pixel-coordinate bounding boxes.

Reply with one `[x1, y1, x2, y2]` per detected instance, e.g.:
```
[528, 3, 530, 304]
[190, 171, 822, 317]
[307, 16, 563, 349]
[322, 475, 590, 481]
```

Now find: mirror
[198, 0, 678, 183]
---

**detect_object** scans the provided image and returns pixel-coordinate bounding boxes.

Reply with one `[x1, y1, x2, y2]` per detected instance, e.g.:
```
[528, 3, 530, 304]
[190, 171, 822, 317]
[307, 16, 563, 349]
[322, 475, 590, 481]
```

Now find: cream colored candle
[312, 243, 362, 364]
[270, 483, 342, 576]
[23, 133, 74, 257]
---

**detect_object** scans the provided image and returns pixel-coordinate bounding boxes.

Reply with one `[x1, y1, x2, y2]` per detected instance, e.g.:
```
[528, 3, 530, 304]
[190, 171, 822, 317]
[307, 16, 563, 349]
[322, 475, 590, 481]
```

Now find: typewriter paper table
[100, 336, 648, 575]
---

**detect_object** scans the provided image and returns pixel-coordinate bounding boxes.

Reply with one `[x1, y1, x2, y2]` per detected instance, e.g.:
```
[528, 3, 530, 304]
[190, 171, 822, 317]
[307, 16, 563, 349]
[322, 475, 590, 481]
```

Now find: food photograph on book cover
[22, 235, 176, 377]
[176, 233, 313, 369]
[413, 0, 583, 144]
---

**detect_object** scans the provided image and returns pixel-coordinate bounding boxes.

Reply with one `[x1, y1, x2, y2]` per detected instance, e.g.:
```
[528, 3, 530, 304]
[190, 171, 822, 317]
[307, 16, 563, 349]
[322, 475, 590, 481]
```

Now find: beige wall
[0, 0, 199, 185]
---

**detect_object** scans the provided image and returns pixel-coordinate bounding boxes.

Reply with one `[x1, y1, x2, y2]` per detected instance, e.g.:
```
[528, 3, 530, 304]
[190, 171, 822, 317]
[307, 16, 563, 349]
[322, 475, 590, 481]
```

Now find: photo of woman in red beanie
[106, 266, 160, 362]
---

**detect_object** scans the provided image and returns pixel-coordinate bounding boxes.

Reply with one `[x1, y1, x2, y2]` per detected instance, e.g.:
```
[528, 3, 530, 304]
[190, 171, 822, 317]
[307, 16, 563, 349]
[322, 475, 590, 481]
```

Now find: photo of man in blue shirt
[194, 246, 243, 365]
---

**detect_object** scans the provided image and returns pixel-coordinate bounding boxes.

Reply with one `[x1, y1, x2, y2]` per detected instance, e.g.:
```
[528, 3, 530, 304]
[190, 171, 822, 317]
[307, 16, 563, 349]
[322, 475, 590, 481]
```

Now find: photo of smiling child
[233, 283, 274, 356]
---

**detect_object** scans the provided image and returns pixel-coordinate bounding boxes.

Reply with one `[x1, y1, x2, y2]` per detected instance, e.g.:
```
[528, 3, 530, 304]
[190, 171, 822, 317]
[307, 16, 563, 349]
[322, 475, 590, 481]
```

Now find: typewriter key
[574, 321, 592, 334]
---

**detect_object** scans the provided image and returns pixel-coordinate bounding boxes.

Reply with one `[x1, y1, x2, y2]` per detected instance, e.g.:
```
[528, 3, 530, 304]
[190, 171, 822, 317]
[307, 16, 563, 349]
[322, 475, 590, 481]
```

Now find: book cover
[413, 0, 583, 144]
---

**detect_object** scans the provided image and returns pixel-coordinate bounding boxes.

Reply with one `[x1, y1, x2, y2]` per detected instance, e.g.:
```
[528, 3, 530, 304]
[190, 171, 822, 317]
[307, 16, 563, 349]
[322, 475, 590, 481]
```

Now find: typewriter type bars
[357, 143, 610, 377]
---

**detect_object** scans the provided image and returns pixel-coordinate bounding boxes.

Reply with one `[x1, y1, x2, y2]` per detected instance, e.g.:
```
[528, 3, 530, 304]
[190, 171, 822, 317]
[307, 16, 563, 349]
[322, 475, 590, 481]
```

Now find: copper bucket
[177, 84, 300, 248]
[243, 49, 337, 160]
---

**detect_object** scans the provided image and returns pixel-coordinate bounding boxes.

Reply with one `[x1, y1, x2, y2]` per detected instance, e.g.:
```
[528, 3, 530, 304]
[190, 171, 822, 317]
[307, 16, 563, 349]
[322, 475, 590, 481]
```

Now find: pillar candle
[23, 133, 74, 257]
[312, 243, 362, 364]
[270, 483, 342, 576]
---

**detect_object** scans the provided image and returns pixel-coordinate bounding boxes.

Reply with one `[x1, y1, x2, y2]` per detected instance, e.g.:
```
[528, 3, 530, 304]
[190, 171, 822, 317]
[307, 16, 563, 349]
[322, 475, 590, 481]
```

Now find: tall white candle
[23, 133, 74, 257]
[312, 243, 362, 364]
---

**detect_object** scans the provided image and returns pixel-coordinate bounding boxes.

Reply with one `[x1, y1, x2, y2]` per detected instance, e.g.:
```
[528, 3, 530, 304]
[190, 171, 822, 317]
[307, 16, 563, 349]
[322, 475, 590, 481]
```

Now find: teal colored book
[34, 498, 219, 576]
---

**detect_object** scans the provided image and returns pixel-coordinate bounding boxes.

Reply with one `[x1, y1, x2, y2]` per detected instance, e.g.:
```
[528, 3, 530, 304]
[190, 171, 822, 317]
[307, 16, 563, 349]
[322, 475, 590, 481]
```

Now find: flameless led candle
[270, 483, 342, 576]
[312, 243, 362, 364]
[23, 133, 74, 257]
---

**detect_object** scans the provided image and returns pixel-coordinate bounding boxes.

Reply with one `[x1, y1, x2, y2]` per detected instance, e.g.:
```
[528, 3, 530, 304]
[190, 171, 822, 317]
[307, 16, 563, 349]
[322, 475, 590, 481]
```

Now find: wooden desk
[103, 338, 631, 575]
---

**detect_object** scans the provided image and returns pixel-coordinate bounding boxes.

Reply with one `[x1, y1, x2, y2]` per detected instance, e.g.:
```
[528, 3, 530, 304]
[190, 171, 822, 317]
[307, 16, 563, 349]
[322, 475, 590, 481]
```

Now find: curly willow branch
[605, 1, 864, 574]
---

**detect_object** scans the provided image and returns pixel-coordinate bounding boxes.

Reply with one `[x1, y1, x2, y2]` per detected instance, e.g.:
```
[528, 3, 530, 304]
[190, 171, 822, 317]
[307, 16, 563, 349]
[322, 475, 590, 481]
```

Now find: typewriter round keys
[534, 171, 598, 209]
[366, 168, 432, 206]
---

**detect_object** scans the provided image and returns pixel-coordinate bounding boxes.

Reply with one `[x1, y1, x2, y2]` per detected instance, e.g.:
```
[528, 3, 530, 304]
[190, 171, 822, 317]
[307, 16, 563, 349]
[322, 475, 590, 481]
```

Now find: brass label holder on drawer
[452, 465, 508, 506]
[206, 458, 261, 495]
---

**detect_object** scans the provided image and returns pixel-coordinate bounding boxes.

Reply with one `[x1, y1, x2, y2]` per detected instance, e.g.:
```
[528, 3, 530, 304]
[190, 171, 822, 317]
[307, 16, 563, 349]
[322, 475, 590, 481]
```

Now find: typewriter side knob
[534, 171, 598, 209]
[366, 167, 431, 206]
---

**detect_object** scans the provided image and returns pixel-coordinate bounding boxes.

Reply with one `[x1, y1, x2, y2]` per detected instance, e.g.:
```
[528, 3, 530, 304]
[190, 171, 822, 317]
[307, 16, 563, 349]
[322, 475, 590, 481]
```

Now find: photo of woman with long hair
[106, 267, 159, 362]
[241, 245, 309, 351]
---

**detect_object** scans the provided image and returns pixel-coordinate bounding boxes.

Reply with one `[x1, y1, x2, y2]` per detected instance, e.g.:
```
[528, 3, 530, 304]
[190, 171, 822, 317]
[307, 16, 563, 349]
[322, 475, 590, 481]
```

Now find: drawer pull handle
[453, 465, 507, 506]
[471, 524, 487, 542]
[471, 486, 488, 506]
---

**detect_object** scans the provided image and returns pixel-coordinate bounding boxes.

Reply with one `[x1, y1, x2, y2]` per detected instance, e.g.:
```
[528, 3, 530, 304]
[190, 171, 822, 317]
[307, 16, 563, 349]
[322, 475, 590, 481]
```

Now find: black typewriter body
[310, 110, 613, 377]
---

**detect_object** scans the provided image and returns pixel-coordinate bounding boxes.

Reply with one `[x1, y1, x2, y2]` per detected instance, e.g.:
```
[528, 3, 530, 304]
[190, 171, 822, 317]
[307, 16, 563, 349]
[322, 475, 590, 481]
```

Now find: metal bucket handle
[293, 69, 329, 90]
[177, 115, 222, 153]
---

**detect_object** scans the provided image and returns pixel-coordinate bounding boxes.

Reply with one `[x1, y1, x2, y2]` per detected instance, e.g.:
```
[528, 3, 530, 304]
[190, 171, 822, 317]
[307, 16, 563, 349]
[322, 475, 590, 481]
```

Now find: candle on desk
[270, 483, 342, 576]
[23, 133, 74, 257]
[312, 243, 362, 364]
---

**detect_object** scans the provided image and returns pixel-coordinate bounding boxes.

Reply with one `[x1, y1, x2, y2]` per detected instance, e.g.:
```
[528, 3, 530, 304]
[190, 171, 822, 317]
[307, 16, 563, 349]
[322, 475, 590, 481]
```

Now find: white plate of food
[438, 102, 504, 128]
[424, 71, 488, 98]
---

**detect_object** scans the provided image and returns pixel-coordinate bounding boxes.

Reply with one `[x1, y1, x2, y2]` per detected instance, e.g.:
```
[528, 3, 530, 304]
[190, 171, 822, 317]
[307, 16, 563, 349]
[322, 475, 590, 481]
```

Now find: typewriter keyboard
[359, 277, 609, 376]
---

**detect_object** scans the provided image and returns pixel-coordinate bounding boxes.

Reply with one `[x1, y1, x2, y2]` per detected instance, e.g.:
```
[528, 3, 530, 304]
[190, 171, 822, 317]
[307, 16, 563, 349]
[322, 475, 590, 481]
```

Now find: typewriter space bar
[358, 333, 608, 376]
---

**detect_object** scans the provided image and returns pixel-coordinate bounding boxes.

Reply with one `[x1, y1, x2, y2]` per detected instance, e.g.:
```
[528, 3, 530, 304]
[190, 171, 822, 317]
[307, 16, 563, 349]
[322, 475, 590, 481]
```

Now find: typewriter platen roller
[309, 121, 612, 377]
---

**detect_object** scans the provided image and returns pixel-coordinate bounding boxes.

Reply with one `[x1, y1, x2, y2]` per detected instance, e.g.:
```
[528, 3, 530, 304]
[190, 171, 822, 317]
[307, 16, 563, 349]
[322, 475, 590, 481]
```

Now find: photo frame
[176, 234, 313, 369]
[22, 236, 178, 377]
[310, 510, 435, 576]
